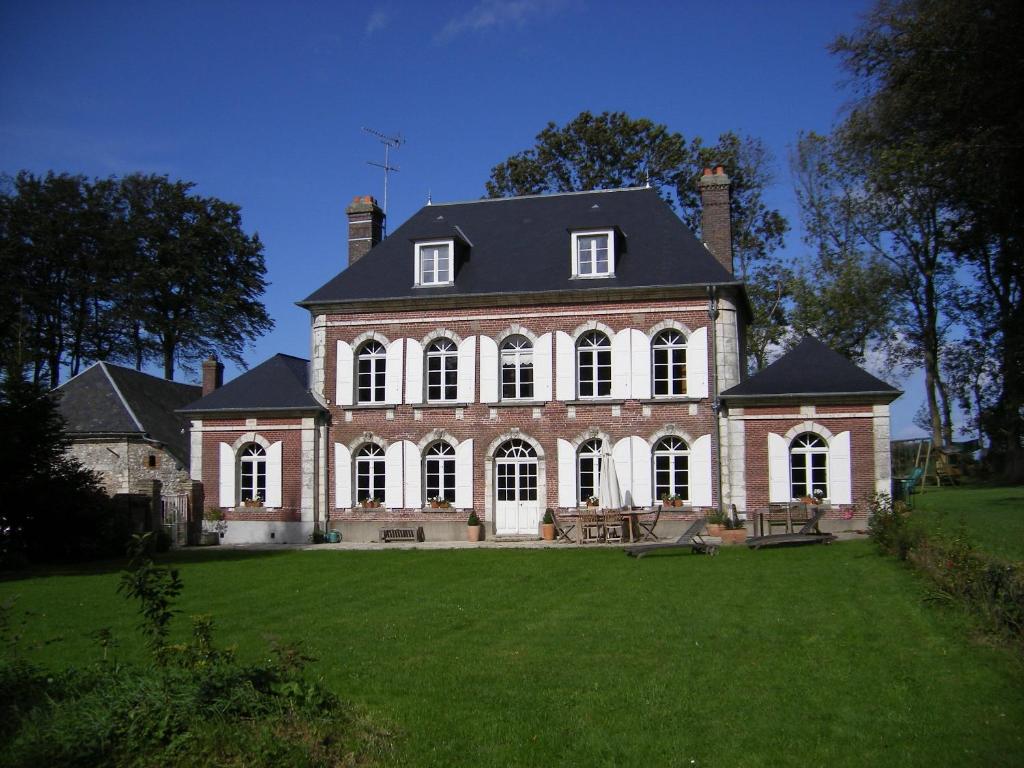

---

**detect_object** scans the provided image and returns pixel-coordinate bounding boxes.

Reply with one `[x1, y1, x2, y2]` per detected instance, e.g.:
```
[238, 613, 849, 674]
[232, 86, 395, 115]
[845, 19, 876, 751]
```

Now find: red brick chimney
[699, 166, 733, 275]
[201, 357, 223, 397]
[346, 195, 385, 266]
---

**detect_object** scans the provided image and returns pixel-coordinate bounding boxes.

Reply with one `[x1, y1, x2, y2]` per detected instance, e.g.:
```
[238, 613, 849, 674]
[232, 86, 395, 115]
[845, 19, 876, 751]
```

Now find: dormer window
[572, 230, 615, 278]
[416, 240, 454, 286]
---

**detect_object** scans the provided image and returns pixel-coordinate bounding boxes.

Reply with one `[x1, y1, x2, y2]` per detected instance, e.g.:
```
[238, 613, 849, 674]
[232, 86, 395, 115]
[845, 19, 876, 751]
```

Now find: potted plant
[361, 496, 381, 509]
[719, 512, 748, 545]
[705, 509, 727, 535]
[586, 495, 600, 508]
[467, 511, 482, 542]
[242, 496, 262, 508]
[541, 508, 556, 541]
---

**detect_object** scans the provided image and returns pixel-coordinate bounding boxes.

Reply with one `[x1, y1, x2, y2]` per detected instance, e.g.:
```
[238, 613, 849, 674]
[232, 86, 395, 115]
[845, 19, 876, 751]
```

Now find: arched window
[653, 436, 689, 501]
[501, 335, 534, 400]
[577, 438, 603, 504]
[577, 331, 611, 398]
[495, 439, 538, 504]
[790, 433, 828, 499]
[652, 330, 687, 397]
[356, 341, 386, 403]
[238, 443, 266, 503]
[426, 339, 458, 402]
[355, 444, 385, 504]
[424, 442, 456, 503]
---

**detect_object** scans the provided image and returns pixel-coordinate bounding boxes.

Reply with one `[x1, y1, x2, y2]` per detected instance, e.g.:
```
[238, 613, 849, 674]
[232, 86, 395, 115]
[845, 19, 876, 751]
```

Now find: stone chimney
[346, 195, 385, 266]
[699, 165, 733, 275]
[201, 357, 224, 397]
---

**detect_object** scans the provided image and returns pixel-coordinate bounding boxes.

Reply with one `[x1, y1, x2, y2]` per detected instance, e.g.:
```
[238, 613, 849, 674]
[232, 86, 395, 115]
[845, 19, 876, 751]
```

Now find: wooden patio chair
[579, 510, 603, 544]
[550, 508, 576, 543]
[766, 503, 792, 533]
[603, 510, 624, 543]
[624, 518, 718, 558]
[637, 507, 661, 541]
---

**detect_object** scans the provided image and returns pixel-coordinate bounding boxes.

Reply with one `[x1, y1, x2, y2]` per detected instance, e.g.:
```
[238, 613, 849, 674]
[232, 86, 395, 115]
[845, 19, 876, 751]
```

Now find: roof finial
[426, 188, 432, 205]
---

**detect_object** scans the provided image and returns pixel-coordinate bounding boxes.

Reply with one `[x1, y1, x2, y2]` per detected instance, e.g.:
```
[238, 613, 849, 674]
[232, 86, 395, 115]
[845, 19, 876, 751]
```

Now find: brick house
[180, 170, 899, 544]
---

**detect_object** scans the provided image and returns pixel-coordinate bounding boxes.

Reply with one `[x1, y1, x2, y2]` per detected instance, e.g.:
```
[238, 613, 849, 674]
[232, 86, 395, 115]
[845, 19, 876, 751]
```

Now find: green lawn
[912, 484, 1024, 560]
[3, 542, 1023, 767]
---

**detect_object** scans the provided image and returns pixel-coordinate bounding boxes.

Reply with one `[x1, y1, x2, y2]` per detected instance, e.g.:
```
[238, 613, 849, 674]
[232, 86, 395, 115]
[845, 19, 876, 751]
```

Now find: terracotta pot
[467, 524, 482, 543]
[720, 528, 748, 545]
[706, 523, 725, 536]
[541, 523, 555, 541]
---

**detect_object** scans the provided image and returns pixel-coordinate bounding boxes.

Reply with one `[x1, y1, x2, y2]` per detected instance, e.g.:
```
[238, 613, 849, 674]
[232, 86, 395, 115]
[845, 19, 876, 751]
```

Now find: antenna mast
[362, 127, 403, 233]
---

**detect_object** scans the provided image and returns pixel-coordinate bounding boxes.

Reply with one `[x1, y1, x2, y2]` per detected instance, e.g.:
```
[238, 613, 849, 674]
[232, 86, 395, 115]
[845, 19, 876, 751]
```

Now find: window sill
[414, 401, 470, 409]
[487, 400, 546, 408]
[565, 399, 626, 406]
[643, 396, 703, 404]
[345, 402, 395, 410]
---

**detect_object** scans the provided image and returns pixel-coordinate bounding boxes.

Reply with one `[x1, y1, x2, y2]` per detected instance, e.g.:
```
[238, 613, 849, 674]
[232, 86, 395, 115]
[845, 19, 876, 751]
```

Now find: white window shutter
[555, 331, 575, 401]
[405, 338, 423, 404]
[385, 339, 404, 405]
[265, 441, 283, 508]
[690, 435, 713, 508]
[479, 335, 499, 404]
[612, 438, 634, 507]
[534, 332, 552, 401]
[457, 336, 476, 403]
[455, 439, 474, 509]
[336, 340, 354, 406]
[384, 442, 405, 509]
[402, 440, 421, 508]
[768, 432, 790, 502]
[630, 436, 652, 506]
[829, 431, 853, 505]
[334, 444, 351, 508]
[557, 438, 576, 506]
[687, 327, 708, 399]
[611, 329, 631, 399]
[218, 443, 235, 507]
[630, 329, 651, 400]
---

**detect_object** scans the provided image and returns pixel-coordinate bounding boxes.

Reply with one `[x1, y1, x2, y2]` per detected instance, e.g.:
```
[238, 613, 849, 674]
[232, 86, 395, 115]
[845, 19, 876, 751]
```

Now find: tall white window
[424, 442, 456, 503]
[238, 444, 266, 503]
[652, 330, 687, 397]
[573, 230, 614, 277]
[426, 338, 458, 401]
[653, 436, 689, 501]
[790, 433, 828, 499]
[577, 331, 611, 398]
[355, 444, 385, 503]
[577, 438, 603, 503]
[356, 341, 386, 403]
[417, 241, 453, 286]
[501, 335, 534, 400]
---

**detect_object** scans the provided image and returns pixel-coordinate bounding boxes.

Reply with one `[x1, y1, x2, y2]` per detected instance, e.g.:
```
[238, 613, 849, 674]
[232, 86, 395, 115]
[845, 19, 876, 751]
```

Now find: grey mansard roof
[301, 187, 737, 307]
[178, 354, 324, 414]
[721, 337, 901, 402]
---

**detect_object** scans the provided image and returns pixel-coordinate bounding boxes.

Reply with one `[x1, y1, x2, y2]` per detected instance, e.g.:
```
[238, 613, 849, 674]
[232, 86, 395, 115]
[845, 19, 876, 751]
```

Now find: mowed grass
[3, 542, 1023, 767]
[913, 484, 1024, 560]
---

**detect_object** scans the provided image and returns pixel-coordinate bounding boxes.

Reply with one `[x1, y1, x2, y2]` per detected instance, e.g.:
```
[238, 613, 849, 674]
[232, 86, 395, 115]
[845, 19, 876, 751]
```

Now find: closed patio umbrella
[598, 441, 623, 511]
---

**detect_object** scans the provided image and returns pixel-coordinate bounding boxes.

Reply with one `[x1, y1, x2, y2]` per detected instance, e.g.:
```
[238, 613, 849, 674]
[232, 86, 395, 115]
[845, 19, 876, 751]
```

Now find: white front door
[494, 439, 541, 535]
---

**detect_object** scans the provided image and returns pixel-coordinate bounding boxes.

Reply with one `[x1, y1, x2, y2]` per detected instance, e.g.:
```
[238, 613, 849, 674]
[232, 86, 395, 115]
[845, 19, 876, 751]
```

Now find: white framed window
[653, 436, 689, 501]
[355, 444, 385, 504]
[790, 433, 828, 499]
[652, 330, 687, 397]
[426, 338, 458, 401]
[500, 335, 534, 400]
[424, 442, 456, 503]
[238, 443, 266, 503]
[572, 230, 615, 278]
[416, 240, 454, 286]
[577, 438, 603, 504]
[356, 341, 386, 403]
[577, 330, 611, 398]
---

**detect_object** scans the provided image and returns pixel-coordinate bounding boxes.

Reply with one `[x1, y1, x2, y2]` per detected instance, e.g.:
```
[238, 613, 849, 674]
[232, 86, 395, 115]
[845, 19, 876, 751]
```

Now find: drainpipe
[707, 286, 724, 518]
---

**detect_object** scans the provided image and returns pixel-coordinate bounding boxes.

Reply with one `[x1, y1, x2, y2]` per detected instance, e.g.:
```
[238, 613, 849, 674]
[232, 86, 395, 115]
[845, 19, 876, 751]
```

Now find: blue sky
[0, 0, 927, 438]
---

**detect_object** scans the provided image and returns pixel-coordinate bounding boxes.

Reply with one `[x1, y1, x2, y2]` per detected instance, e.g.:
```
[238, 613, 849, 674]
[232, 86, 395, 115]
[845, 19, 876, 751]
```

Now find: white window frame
[577, 330, 612, 399]
[571, 229, 615, 278]
[356, 340, 387, 404]
[500, 334, 534, 401]
[577, 438, 603, 505]
[355, 444, 386, 504]
[790, 433, 829, 499]
[424, 441, 457, 504]
[415, 240, 455, 286]
[426, 338, 459, 402]
[653, 436, 689, 502]
[652, 330, 687, 397]
[238, 443, 267, 504]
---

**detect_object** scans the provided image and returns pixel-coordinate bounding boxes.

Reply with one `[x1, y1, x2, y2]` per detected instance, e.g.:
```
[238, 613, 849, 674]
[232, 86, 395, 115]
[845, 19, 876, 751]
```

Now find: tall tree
[832, 0, 1024, 476]
[486, 113, 789, 371]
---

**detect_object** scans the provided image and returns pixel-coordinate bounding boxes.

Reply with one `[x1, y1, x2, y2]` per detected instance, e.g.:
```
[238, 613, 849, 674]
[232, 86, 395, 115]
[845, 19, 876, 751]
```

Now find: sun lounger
[624, 518, 718, 558]
[746, 507, 835, 549]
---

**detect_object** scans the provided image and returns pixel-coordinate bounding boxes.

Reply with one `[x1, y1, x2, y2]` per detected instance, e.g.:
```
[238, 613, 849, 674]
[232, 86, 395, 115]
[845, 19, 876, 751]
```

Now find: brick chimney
[699, 166, 733, 275]
[201, 357, 223, 397]
[346, 195, 384, 266]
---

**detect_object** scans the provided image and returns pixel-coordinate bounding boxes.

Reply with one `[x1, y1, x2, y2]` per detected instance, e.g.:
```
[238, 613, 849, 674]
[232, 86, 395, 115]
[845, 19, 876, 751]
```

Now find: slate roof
[720, 336, 901, 401]
[54, 362, 201, 464]
[178, 354, 324, 414]
[301, 187, 737, 306]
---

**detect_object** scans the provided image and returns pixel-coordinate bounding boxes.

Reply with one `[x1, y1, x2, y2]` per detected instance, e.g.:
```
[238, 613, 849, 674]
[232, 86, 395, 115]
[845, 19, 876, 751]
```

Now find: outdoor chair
[624, 518, 718, 558]
[579, 510, 603, 544]
[746, 506, 836, 550]
[637, 507, 660, 541]
[766, 503, 792, 533]
[550, 508, 576, 543]
[603, 510, 624, 543]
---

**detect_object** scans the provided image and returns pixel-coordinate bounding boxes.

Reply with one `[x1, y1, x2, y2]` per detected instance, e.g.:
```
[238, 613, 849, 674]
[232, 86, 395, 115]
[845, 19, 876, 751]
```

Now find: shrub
[467, 511, 480, 527]
[542, 508, 554, 525]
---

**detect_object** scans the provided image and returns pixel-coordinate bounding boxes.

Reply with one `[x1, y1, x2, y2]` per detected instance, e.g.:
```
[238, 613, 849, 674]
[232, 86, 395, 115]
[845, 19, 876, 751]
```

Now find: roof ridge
[428, 186, 652, 208]
[100, 362, 145, 432]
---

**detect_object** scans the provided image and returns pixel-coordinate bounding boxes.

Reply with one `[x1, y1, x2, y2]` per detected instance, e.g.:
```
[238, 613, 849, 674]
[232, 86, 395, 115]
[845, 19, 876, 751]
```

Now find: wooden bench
[379, 526, 424, 543]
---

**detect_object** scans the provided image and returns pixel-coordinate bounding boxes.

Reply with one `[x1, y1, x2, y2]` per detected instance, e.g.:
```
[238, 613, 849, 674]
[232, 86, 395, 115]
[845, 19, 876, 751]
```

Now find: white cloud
[365, 7, 392, 36]
[435, 0, 572, 43]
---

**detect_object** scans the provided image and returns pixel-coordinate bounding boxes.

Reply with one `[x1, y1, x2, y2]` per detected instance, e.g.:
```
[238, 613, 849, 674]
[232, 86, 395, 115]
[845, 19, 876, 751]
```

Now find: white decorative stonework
[311, 316, 326, 398]
[873, 404, 892, 496]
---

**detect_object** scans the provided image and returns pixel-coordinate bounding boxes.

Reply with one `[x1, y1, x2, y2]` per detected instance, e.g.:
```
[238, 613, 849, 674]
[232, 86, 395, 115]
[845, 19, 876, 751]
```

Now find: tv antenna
[363, 127, 403, 232]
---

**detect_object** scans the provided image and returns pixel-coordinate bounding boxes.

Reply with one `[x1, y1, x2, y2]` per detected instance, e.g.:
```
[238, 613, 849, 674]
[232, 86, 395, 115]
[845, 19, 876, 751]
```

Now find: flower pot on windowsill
[360, 500, 381, 509]
[242, 500, 262, 508]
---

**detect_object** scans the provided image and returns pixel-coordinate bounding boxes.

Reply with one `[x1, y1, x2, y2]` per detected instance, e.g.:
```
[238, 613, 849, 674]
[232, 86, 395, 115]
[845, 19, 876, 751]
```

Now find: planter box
[719, 529, 748, 545]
